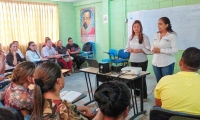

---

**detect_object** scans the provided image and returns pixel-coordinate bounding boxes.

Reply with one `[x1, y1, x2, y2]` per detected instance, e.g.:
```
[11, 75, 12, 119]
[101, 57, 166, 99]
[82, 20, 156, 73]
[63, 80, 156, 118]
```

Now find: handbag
[63, 56, 74, 62]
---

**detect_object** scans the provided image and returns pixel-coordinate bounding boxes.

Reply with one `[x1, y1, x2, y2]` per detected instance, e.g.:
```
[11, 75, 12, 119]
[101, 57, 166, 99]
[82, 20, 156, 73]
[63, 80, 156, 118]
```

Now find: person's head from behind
[94, 81, 131, 120]
[68, 37, 73, 46]
[27, 41, 36, 51]
[132, 20, 144, 44]
[45, 39, 52, 47]
[12, 61, 35, 87]
[31, 62, 65, 120]
[13, 41, 19, 49]
[83, 10, 91, 29]
[9, 43, 18, 52]
[179, 47, 200, 72]
[57, 40, 63, 47]
[158, 17, 174, 33]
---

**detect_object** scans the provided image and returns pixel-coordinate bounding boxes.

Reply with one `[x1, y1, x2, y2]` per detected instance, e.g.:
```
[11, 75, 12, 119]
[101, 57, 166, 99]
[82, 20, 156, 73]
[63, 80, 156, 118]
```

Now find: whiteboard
[127, 4, 200, 50]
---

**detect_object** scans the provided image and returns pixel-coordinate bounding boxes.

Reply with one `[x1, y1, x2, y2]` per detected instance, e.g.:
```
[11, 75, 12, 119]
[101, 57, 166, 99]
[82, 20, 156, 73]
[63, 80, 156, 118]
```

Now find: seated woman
[4, 61, 35, 114]
[93, 81, 131, 120]
[56, 40, 73, 74]
[6, 43, 24, 66]
[26, 41, 47, 62]
[30, 62, 95, 120]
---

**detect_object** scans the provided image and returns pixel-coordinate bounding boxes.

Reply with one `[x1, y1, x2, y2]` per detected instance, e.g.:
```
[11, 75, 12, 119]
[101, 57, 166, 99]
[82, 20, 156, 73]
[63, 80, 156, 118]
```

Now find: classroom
[0, 0, 200, 120]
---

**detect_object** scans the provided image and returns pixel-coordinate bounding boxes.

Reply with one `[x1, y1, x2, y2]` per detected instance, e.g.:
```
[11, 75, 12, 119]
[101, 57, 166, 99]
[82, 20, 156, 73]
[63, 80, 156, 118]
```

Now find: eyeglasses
[31, 45, 36, 47]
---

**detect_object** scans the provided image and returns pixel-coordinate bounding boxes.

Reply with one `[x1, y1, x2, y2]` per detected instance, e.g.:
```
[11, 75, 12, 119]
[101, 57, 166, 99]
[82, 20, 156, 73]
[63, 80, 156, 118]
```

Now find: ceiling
[51, 0, 84, 2]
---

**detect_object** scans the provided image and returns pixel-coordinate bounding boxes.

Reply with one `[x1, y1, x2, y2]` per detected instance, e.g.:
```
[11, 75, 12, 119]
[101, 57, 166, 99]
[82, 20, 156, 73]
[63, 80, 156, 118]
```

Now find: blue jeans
[153, 63, 175, 83]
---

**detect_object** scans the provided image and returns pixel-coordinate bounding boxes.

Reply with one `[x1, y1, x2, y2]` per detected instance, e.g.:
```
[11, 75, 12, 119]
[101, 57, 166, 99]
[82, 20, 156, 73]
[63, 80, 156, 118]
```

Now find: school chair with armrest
[101, 49, 117, 63]
[82, 42, 96, 59]
[0, 102, 24, 120]
[111, 49, 130, 66]
[150, 107, 200, 120]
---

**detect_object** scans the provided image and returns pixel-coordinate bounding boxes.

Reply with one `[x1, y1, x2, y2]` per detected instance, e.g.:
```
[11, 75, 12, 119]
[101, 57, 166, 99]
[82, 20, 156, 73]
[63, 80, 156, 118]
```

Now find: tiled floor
[62, 71, 157, 120]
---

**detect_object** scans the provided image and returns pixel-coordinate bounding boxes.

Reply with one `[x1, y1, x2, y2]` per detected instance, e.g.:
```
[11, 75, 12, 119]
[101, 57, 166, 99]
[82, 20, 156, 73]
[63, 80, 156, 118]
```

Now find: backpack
[82, 42, 92, 52]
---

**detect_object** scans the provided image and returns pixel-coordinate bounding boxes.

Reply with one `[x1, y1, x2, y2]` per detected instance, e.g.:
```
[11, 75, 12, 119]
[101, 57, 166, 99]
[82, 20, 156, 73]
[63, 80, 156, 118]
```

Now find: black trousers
[72, 55, 85, 69]
[131, 61, 148, 99]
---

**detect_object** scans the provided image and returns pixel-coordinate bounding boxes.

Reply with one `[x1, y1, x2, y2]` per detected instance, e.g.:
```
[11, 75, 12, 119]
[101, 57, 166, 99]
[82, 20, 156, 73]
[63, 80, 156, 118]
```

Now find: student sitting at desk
[4, 61, 35, 114]
[12, 41, 25, 60]
[31, 62, 95, 120]
[93, 81, 131, 120]
[6, 43, 24, 66]
[56, 40, 73, 74]
[66, 37, 85, 70]
[26, 41, 47, 62]
[154, 47, 200, 115]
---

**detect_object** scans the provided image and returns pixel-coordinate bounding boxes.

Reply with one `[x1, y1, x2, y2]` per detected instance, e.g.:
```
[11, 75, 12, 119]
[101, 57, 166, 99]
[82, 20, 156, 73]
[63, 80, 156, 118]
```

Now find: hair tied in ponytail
[35, 79, 44, 87]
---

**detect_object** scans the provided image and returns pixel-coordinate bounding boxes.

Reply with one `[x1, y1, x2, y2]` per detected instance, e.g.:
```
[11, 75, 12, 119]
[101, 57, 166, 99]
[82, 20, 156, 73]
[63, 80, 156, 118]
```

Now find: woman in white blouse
[152, 17, 178, 83]
[26, 41, 47, 62]
[125, 20, 151, 101]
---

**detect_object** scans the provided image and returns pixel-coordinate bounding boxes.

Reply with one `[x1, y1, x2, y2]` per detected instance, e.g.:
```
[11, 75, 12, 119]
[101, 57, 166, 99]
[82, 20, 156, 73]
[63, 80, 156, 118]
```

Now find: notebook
[86, 59, 99, 68]
[60, 91, 82, 102]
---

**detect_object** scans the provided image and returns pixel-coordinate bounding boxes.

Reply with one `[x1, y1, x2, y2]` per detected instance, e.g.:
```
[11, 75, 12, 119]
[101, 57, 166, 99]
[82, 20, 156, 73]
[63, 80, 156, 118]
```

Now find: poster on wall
[80, 7, 95, 43]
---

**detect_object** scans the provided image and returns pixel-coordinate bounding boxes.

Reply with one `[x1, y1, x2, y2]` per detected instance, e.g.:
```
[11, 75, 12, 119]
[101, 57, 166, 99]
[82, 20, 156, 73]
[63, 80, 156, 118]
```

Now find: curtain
[0, 0, 59, 55]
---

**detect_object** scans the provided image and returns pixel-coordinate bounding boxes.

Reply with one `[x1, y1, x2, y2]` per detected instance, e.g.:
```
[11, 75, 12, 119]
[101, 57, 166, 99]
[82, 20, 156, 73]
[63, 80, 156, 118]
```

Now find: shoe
[67, 73, 71, 76]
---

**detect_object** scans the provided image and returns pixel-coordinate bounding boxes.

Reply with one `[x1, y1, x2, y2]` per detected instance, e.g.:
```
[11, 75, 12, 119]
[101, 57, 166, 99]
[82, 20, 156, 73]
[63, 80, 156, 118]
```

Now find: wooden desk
[80, 67, 150, 120]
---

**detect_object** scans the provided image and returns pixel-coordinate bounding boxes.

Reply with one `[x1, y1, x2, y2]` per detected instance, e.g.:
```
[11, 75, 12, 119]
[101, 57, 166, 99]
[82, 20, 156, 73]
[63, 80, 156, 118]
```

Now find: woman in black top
[6, 43, 24, 66]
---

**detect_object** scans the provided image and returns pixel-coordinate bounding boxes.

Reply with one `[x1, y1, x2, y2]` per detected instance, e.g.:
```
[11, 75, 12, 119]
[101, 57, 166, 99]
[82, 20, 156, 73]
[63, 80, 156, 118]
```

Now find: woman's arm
[12, 52, 18, 66]
[77, 106, 95, 120]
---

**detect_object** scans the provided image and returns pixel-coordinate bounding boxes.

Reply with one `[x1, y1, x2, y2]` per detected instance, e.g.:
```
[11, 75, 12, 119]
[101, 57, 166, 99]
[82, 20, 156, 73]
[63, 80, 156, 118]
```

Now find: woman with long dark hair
[152, 17, 178, 82]
[30, 62, 94, 120]
[26, 41, 47, 62]
[125, 20, 151, 101]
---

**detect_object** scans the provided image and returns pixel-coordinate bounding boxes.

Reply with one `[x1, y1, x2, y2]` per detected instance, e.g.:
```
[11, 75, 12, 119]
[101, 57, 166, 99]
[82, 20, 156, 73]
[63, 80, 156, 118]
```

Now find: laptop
[86, 59, 99, 68]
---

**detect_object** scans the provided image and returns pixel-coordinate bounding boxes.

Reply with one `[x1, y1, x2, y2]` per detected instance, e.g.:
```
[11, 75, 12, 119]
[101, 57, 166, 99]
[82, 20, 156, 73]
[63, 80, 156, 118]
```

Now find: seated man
[66, 37, 85, 70]
[154, 47, 200, 115]
[93, 81, 131, 120]
[41, 39, 62, 66]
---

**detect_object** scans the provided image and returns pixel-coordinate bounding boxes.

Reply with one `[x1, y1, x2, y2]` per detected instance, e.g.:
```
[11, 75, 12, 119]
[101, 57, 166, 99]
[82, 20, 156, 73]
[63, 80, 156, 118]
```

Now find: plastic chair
[111, 49, 130, 66]
[101, 49, 117, 63]
[82, 42, 95, 59]
[0, 102, 24, 120]
[150, 107, 200, 120]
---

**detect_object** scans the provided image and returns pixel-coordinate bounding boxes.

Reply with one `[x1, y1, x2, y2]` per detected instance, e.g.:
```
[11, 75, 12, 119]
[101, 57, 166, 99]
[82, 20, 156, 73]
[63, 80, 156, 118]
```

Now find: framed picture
[80, 7, 95, 42]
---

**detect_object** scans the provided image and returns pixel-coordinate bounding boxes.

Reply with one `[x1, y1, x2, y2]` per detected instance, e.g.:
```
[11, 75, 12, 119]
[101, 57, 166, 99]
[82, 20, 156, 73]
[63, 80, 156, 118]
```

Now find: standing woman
[125, 20, 151, 101]
[152, 17, 178, 83]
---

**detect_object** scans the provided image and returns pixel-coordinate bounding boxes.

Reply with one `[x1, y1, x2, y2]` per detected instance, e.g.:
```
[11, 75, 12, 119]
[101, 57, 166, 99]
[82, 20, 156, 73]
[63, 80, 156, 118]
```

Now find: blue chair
[101, 49, 117, 63]
[82, 42, 95, 59]
[111, 49, 130, 66]
[150, 107, 200, 120]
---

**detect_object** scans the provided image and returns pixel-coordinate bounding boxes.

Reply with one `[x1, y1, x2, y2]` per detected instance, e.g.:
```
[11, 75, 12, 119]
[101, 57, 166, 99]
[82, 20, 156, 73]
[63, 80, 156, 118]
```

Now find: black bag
[82, 42, 92, 52]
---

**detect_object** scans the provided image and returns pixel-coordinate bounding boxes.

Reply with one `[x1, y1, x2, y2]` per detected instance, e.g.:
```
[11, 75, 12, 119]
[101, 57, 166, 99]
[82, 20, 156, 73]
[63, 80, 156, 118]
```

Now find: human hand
[152, 47, 160, 53]
[132, 49, 142, 53]
[12, 51, 16, 55]
[55, 54, 61, 59]
[41, 58, 48, 61]
[128, 48, 133, 52]
[79, 106, 95, 119]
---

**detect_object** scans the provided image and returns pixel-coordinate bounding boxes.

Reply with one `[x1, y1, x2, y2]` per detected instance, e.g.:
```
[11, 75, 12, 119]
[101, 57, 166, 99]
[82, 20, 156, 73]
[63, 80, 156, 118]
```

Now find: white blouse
[26, 50, 41, 62]
[152, 32, 178, 67]
[125, 34, 151, 62]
